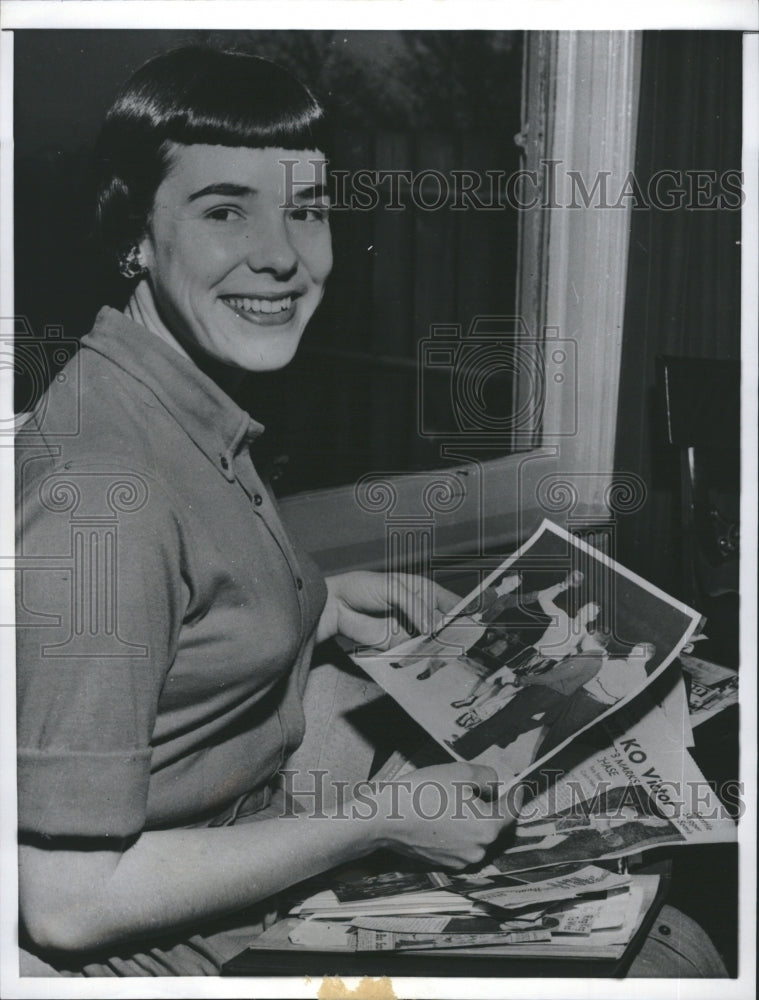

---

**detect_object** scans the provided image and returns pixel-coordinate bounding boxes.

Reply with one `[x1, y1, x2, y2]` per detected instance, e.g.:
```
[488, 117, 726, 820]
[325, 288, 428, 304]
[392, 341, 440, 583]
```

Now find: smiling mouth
[220, 294, 298, 326]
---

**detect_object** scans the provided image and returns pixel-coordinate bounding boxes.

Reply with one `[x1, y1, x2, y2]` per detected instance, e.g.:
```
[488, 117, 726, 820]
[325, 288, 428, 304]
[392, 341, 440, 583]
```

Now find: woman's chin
[211, 307, 309, 371]
[229, 331, 303, 373]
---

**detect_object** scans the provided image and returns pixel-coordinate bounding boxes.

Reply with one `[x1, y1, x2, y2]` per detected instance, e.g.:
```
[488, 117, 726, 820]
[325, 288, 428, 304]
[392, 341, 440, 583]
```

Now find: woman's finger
[457, 763, 501, 799]
[403, 576, 460, 616]
[392, 575, 458, 635]
[340, 607, 411, 650]
[432, 583, 462, 614]
[378, 623, 413, 650]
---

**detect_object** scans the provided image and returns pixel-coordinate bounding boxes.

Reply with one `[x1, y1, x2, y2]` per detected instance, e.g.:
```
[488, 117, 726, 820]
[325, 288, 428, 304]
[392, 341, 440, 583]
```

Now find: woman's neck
[124, 281, 246, 399]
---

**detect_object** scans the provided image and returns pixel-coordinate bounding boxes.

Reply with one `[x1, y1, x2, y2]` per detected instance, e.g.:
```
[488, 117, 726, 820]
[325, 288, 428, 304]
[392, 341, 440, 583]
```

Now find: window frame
[280, 30, 643, 574]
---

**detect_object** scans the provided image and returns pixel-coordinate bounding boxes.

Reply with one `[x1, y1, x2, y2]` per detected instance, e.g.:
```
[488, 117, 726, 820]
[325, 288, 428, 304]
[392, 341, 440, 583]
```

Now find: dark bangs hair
[94, 46, 330, 265]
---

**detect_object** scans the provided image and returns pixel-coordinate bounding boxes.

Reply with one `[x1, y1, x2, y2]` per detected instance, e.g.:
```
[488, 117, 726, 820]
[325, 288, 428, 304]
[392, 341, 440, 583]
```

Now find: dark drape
[614, 31, 742, 597]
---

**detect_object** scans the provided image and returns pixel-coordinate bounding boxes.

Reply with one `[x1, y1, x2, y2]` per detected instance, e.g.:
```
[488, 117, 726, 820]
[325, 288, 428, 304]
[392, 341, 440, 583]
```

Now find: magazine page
[482, 702, 737, 876]
[354, 520, 703, 782]
[679, 652, 739, 727]
[647, 661, 694, 747]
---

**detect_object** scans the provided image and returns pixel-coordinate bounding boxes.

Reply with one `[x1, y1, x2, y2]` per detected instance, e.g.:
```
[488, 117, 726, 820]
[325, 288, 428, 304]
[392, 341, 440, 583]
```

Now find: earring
[118, 246, 147, 280]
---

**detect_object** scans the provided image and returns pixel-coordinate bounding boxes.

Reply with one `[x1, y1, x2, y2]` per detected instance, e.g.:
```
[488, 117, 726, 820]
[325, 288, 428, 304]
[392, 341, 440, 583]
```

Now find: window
[243, 31, 525, 494]
[281, 31, 643, 574]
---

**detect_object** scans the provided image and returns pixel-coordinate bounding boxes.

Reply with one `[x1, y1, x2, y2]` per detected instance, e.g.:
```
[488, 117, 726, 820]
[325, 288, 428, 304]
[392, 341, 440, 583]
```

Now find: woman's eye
[205, 206, 244, 222]
[289, 205, 330, 223]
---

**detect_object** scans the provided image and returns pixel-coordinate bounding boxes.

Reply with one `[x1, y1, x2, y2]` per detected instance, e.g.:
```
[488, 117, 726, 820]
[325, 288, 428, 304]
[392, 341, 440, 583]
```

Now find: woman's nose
[244, 215, 298, 277]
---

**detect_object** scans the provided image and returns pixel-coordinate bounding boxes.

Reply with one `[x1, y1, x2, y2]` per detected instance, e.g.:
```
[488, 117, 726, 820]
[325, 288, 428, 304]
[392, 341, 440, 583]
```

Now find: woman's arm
[20, 811, 373, 952]
[20, 762, 510, 953]
[17, 480, 502, 957]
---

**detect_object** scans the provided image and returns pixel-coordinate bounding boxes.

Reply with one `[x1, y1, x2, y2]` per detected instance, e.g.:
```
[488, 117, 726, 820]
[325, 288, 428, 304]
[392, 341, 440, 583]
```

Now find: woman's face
[138, 143, 332, 371]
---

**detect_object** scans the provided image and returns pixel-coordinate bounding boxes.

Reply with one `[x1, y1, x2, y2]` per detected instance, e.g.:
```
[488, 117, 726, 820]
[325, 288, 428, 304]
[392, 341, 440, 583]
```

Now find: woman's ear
[117, 244, 149, 281]
[136, 231, 155, 273]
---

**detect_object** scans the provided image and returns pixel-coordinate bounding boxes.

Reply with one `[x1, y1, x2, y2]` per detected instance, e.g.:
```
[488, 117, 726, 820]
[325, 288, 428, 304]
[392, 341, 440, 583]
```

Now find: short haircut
[94, 46, 330, 265]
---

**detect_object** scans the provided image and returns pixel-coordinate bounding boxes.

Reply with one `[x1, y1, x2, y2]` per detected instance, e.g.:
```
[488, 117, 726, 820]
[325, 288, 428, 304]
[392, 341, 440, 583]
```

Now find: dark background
[614, 32, 742, 594]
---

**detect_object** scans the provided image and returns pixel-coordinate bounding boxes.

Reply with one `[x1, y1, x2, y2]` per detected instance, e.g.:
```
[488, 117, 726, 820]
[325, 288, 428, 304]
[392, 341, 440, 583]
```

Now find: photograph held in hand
[355, 521, 702, 781]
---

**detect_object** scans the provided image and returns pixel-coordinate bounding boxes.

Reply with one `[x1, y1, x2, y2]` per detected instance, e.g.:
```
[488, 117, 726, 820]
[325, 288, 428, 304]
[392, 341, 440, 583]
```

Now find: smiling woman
[15, 46, 514, 976]
[129, 144, 333, 373]
[94, 46, 334, 375]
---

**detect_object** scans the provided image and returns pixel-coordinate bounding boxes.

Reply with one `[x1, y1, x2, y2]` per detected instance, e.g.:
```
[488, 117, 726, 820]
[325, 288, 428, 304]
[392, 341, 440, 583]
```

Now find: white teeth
[225, 295, 293, 314]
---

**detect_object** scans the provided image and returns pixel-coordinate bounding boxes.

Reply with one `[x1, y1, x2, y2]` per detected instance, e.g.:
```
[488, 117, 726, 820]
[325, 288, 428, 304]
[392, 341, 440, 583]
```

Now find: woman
[15, 46, 511, 976]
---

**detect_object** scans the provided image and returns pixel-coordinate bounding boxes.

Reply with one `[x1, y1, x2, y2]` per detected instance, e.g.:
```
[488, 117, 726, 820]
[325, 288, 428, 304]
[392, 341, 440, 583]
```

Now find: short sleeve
[16, 457, 184, 838]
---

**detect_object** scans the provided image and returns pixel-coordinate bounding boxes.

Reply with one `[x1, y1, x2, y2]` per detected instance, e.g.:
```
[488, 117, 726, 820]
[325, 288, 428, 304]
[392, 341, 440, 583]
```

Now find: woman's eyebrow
[187, 182, 256, 203]
[291, 184, 330, 203]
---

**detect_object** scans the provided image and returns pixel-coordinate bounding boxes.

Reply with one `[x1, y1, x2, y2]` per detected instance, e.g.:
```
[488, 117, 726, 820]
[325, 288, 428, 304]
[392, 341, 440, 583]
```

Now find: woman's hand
[366, 763, 515, 871]
[316, 572, 460, 648]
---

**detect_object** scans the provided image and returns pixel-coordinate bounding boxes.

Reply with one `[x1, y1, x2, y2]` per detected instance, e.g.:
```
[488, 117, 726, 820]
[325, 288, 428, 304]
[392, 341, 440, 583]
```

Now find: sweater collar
[81, 307, 264, 481]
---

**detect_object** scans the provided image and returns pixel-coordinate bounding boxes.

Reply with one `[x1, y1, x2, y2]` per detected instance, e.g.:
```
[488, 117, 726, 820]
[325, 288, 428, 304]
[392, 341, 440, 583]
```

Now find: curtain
[614, 31, 742, 597]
